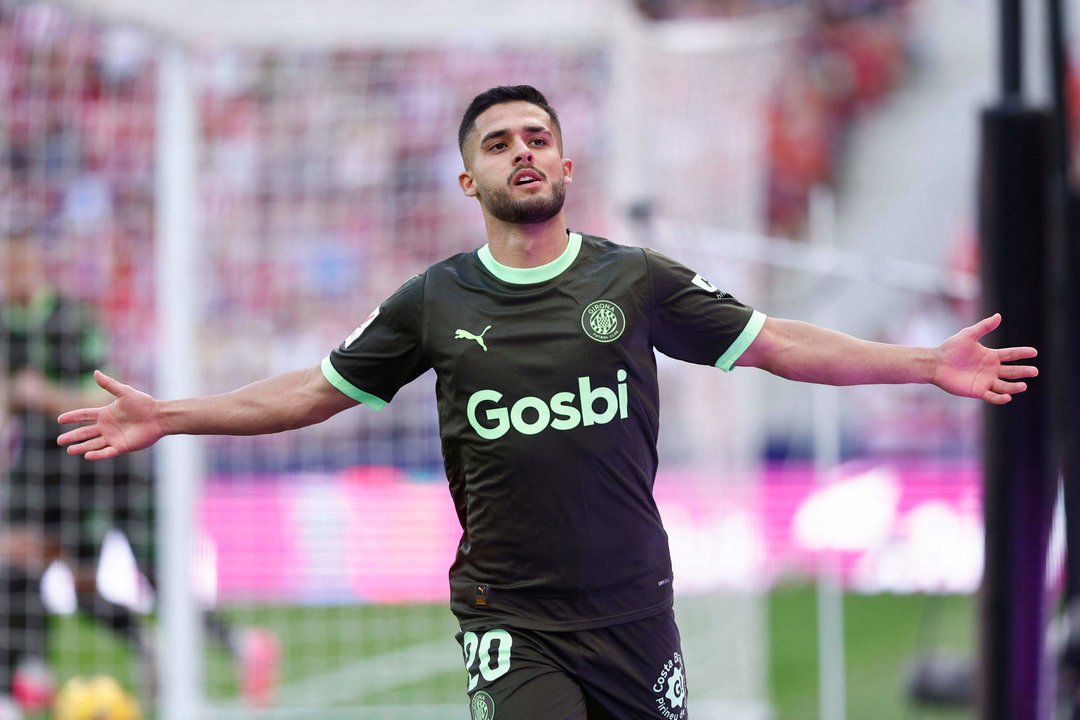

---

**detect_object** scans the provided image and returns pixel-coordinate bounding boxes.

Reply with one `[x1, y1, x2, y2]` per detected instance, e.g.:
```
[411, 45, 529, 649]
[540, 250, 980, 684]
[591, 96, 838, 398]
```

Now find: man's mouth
[511, 168, 544, 186]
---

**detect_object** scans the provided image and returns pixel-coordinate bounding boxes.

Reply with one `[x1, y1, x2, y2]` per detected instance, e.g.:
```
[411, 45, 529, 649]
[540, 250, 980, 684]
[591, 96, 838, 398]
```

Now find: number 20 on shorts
[462, 629, 513, 691]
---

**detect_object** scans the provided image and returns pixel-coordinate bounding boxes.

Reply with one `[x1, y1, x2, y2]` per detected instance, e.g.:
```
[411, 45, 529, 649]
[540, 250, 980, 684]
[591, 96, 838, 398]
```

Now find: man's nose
[513, 143, 533, 165]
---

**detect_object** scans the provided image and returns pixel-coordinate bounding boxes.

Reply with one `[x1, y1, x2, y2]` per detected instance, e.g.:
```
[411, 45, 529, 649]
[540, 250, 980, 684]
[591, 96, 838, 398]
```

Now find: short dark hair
[457, 85, 562, 157]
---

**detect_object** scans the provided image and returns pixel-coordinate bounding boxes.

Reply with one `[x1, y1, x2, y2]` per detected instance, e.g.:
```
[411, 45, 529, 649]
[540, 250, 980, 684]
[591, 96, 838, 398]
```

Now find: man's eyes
[487, 137, 547, 152]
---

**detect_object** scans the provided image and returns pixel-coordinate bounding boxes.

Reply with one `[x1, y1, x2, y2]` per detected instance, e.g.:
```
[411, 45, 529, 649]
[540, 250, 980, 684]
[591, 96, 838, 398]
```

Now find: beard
[478, 173, 566, 224]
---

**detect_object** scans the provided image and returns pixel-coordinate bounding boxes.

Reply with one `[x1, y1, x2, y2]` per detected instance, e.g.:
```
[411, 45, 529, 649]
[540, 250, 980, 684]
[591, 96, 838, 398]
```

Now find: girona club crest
[470, 690, 496, 720]
[581, 300, 626, 343]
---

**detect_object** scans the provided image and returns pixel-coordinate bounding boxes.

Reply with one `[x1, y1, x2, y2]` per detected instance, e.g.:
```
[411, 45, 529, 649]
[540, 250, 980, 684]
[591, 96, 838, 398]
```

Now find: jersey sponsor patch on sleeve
[691, 273, 729, 299]
[343, 306, 380, 347]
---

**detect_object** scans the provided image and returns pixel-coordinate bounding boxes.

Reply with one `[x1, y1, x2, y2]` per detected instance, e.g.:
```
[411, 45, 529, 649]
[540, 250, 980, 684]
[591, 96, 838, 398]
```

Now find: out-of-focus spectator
[766, 68, 837, 237]
[0, 227, 153, 713]
[765, 1, 912, 237]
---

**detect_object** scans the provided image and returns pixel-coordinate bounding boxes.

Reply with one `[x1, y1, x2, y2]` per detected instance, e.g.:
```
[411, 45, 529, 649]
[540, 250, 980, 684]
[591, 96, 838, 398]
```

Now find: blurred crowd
[0, 4, 157, 385]
[0, 0, 617, 472]
[632, 0, 918, 237]
[1, 0, 1075, 471]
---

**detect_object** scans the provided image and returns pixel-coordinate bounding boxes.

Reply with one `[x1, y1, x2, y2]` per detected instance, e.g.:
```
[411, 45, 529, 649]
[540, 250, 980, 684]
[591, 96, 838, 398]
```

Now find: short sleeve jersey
[323, 232, 766, 631]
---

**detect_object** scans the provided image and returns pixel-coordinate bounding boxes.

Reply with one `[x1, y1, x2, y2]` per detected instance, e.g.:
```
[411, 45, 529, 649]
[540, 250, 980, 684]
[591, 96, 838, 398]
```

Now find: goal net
[0, 1, 822, 717]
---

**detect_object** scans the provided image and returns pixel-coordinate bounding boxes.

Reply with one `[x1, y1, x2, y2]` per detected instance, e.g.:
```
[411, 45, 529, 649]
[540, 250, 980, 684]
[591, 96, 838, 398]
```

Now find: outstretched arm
[57, 365, 358, 460]
[735, 313, 1037, 404]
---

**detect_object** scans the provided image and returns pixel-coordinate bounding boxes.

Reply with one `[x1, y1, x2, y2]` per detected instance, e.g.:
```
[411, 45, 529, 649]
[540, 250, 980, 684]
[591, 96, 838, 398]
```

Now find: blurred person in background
[58, 85, 1038, 720]
[0, 227, 133, 719]
[0, 229, 277, 719]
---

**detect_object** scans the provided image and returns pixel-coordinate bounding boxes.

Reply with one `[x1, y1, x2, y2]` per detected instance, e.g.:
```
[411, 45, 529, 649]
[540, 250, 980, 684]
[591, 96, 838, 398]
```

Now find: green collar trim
[478, 232, 582, 285]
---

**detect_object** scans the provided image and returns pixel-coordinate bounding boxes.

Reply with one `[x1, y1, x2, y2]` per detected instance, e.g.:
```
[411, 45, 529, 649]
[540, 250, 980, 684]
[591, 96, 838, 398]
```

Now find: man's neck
[484, 215, 569, 269]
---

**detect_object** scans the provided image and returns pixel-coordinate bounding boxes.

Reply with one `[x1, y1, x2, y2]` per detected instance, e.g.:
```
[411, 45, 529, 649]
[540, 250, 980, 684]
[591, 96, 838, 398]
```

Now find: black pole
[1043, 5, 1080, 720]
[976, 104, 1055, 720]
[1062, 190, 1080, 720]
[1045, 0, 1080, 601]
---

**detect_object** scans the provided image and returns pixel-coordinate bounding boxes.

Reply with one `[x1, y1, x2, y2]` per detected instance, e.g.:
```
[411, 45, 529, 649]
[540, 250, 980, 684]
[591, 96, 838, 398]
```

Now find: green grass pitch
[40, 588, 975, 719]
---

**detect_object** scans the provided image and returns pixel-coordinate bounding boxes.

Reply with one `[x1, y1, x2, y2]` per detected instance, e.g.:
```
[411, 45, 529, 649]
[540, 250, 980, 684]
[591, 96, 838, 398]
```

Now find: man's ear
[459, 170, 478, 197]
[562, 158, 573, 184]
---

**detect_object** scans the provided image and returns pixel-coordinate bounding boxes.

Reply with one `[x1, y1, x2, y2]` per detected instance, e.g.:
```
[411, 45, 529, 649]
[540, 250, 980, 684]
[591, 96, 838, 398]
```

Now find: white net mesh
[0, 1, 836, 717]
[0, 2, 157, 715]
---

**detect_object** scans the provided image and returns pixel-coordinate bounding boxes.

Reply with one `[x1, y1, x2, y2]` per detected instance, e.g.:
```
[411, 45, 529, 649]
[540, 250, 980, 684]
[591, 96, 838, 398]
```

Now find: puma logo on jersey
[455, 326, 492, 351]
[467, 370, 629, 440]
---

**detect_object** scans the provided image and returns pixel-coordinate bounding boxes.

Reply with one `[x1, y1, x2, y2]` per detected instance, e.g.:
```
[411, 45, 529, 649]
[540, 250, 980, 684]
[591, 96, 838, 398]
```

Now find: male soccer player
[58, 86, 1038, 720]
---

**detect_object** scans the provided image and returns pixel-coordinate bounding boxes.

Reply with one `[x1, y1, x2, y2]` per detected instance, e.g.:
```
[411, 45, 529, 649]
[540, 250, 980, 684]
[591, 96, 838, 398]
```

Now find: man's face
[458, 101, 572, 225]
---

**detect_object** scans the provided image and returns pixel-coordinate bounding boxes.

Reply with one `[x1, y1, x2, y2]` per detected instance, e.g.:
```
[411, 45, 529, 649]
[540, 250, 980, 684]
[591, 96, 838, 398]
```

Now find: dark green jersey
[1, 290, 106, 460]
[323, 232, 765, 631]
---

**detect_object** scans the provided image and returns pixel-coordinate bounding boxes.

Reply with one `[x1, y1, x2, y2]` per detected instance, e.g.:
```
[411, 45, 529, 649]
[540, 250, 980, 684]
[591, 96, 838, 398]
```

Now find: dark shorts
[455, 610, 689, 720]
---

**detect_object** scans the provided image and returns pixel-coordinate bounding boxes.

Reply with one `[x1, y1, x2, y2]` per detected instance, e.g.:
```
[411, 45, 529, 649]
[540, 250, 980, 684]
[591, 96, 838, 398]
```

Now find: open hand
[57, 370, 163, 460]
[933, 314, 1038, 404]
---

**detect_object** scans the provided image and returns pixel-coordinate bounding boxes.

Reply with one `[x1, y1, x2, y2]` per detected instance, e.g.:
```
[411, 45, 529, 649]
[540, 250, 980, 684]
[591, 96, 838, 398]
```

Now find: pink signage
[198, 461, 986, 604]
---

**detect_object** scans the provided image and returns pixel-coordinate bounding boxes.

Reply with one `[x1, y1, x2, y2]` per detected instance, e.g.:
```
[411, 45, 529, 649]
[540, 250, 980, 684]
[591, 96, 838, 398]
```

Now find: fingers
[967, 313, 1002, 340]
[67, 436, 111, 457]
[94, 370, 127, 397]
[57, 425, 100, 447]
[85, 446, 120, 461]
[63, 431, 120, 459]
[57, 407, 99, 425]
[992, 379, 1027, 396]
[998, 363, 1038, 380]
[970, 316, 1040, 362]
[982, 377, 1030, 404]
[997, 346, 1038, 363]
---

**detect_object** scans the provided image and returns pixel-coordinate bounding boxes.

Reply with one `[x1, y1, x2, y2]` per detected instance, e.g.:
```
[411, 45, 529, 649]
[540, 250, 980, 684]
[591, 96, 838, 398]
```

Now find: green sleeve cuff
[320, 356, 387, 411]
[715, 310, 767, 372]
